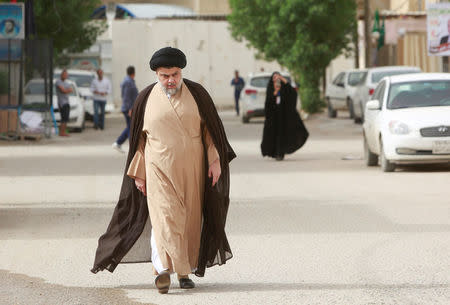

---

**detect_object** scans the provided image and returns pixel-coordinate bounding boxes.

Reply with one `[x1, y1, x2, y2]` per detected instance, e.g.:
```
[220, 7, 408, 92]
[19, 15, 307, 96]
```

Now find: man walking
[230, 70, 245, 116]
[90, 68, 111, 130]
[92, 47, 236, 294]
[55, 69, 73, 137]
[112, 66, 138, 153]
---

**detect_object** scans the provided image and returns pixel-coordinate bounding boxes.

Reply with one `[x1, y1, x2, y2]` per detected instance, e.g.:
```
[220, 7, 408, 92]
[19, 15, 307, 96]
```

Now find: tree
[228, 0, 357, 113]
[21, 0, 106, 64]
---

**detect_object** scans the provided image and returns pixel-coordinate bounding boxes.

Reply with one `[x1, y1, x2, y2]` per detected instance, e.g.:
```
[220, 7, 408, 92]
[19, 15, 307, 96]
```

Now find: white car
[23, 79, 86, 132]
[325, 69, 367, 119]
[353, 66, 421, 123]
[363, 73, 450, 172]
[240, 72, 296, 123]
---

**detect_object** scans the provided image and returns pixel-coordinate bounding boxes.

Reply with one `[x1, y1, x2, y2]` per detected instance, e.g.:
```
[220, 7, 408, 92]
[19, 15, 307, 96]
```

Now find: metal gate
[0, 39, 53, 140]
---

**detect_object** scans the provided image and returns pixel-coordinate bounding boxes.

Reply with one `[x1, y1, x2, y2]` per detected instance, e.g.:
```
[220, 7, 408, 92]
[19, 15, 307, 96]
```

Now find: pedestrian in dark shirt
[230, 70, 245, 116]
[112, 66, 138, 153]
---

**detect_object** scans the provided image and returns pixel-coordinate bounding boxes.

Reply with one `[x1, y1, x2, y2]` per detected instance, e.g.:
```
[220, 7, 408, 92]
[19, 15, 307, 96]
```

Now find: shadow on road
[117, 281, 450, 293]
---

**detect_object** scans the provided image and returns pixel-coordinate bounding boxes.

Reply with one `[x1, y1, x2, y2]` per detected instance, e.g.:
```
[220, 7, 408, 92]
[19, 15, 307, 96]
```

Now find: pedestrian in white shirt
[90, 69, 111, 130]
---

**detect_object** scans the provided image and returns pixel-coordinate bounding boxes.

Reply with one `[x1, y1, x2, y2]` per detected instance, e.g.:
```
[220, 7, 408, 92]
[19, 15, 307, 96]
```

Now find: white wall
[110, 19, 283, 108]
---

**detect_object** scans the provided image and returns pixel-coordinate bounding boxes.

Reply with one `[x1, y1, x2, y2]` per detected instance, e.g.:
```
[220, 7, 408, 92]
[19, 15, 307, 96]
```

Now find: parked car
[363, 73, 450, 172]
[240, 72, 296, 123]
[325, 69, 367, 119]
[54, 69, 97, 120]
[353, 66, 421, 123]
[23, 78, 86, 132]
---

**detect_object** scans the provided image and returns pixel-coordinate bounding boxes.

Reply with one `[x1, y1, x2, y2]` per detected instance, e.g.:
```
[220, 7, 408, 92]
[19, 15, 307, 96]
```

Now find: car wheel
[74, 117, 85, 133]
[347, 98, 355, 119]
[327, 98, 337, 118]
[354, 116, 362, 124]
[364, 135, 378, 166]
[380, 140, 395, 172]
[242, 115, 250, 124]
[84, 112, 93, 121]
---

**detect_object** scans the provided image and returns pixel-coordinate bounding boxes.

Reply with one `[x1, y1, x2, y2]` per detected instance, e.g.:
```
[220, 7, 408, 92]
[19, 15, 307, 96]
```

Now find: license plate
[432, 140, 450, 154]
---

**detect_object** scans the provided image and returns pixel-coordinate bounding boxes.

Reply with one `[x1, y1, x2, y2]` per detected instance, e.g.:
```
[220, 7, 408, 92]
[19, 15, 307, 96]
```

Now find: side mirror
[366, 100, 381, 110]
[337, 82, 345, 88]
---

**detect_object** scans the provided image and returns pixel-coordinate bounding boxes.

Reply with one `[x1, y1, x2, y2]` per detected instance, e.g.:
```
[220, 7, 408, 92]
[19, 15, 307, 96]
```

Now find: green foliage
[228, 0, 356, 113]
[20, 0, 106, 63]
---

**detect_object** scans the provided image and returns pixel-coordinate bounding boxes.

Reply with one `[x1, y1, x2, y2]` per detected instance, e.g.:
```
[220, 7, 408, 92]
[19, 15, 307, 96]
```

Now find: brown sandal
[155, 272, 170, 294]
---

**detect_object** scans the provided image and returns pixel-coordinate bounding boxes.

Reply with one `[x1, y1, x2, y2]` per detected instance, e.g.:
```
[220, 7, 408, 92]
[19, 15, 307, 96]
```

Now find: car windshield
[25, 82, 76, 96]
[54, 73, 94, 88]
[347, 71, 367, 86]
[387, 80, 450, 109]
[250, 76, 291, 88]
[371, 70, 418, 83]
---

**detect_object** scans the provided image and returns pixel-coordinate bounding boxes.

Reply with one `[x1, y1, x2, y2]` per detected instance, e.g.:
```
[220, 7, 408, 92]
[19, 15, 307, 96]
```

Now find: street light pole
[364, 0, 371, 68]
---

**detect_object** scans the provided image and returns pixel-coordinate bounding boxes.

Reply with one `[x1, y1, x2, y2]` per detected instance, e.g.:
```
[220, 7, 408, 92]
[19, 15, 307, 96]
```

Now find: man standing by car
[230, 70, 245, 116]
[90, 69, 111, 130]
[112, 66, 138, 153]
[55, 69, 73, 137]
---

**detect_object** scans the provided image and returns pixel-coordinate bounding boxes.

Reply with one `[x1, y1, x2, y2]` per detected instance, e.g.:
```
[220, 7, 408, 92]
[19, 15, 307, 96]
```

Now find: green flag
[378, 16, 385, 50]
[372, 10, 380, 33]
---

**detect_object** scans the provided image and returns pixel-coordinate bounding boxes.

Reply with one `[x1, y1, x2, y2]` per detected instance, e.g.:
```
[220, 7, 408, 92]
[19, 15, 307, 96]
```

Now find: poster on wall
[0, 3, 24, 39]
[427, 2, 450, 56]
[70, 58, 101, 71]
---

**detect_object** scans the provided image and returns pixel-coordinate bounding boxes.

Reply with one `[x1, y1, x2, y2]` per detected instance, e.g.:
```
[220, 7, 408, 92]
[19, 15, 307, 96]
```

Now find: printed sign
[70, 58, 101, 71]
[0, 3, 24, 39]
[427, 2, 450, 56]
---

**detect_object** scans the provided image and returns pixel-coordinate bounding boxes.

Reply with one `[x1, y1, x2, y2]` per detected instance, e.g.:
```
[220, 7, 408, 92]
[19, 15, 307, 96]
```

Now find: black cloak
[91, 79, 236, 277]
[261, 73, 309, 158]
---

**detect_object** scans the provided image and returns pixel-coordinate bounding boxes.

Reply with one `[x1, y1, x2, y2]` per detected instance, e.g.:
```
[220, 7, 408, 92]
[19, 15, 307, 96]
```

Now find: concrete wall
[390, 0, 426, 12]
[109, 19, 283, 108]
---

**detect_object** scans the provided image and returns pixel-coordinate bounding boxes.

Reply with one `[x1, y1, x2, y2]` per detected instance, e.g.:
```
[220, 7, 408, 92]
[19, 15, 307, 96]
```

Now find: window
[347, 71, 367, 86]
[250, 76, 291, 88]
[373, 81, 386, 101]
[332, 72, 345, 86]
[387, 80, 450, 109]
[371, 70, 419, 83]
[54, 74, 94, 88]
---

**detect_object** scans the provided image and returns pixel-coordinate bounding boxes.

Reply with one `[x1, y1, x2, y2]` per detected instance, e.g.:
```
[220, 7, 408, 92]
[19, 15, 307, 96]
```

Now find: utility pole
[354, 22, 360, 68]
[364, 0, 371, 68]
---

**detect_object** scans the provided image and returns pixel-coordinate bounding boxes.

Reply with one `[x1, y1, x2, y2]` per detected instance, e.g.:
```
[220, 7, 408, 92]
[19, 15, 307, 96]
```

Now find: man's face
[156, 67, 182, 95]
[61, 71, 68, 80]
[97, 69, 103, 79]
[5, 21, 13, 33]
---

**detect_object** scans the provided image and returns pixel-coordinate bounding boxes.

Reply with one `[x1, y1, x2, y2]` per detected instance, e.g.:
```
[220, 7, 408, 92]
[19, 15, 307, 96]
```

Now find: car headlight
[389, 120, 410, 135]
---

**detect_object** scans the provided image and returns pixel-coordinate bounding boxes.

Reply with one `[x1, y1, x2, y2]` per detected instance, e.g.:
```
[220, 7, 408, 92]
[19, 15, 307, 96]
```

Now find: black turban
[149, 47, 187, 71]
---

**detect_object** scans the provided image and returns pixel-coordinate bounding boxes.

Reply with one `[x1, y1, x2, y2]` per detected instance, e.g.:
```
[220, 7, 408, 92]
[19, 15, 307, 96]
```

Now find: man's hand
[135, 177, 146, 196]
[208, 159, 221, 187]
[128, 109, 132, 117]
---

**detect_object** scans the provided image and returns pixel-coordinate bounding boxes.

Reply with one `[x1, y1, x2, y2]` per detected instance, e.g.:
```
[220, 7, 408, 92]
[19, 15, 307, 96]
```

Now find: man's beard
[159, 81, 182, 96]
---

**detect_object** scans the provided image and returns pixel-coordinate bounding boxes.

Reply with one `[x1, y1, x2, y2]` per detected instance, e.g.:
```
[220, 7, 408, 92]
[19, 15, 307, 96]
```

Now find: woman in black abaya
[261, 72, 309, 160]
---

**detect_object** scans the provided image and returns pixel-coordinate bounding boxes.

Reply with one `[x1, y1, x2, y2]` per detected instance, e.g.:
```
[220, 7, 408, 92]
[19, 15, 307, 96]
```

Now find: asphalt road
[0, 111, 449, 305]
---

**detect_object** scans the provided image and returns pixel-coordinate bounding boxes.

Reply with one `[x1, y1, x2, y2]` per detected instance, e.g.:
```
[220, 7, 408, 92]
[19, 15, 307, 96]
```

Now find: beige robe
[127, 81, 219, 275]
